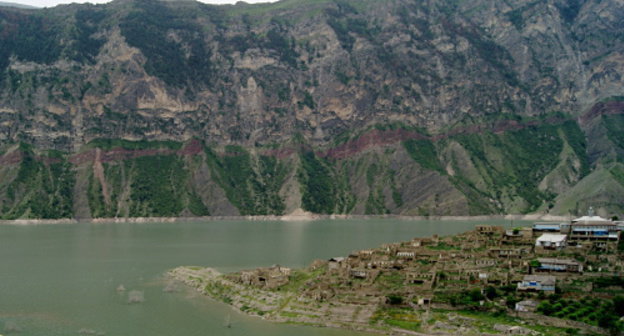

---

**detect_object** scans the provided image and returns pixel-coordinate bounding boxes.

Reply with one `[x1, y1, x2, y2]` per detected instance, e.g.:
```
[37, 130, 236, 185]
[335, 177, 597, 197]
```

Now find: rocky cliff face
[0, 0, 623, 219]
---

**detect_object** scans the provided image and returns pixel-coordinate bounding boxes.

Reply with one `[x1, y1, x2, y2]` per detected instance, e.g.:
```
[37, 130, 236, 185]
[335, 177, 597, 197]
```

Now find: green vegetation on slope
[560, 120, 590, 177]
[0, 118, 612, 218]
[611, 164, 624, 187]
[450, 124, 564, 213]
[602, 114, 624, 161]
[0, 6, 105, 84]
[371, 307, 421, 332]
[537, 296, 624, 332]
[85, 138, 183, 151]
[403, 139, 442, 172]
[205, 145, 286, 215]
[88, 162, 122, 218]
[298, 151, 354, 214]
[128, 155, 186, 217]
[85, 140, 210, 218]
[0, 145, 74, 219]
[364, 162, 389, 214]
[119, 0, 216, 87]
[550, 164, 624, 215]
[298, 151, 336, 214]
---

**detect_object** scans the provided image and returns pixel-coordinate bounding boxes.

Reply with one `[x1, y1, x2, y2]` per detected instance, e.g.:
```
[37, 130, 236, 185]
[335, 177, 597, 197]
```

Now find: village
[170, 210, 624, 336]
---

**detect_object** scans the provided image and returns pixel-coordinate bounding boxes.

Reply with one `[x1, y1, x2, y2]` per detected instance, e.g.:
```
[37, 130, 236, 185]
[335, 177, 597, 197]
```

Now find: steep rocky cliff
[0, 0, 623, 219]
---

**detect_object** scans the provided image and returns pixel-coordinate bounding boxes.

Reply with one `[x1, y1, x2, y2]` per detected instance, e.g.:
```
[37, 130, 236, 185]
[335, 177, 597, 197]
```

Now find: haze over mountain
[0, 0, 623, 220]
[6, 0, 275, 8]
[0, 1, 38, 8]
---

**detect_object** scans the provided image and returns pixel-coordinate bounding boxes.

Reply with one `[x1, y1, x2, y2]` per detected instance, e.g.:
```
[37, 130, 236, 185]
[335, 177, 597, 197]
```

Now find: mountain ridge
[0, 0, 623, 219]
[0, 2, 38, 9]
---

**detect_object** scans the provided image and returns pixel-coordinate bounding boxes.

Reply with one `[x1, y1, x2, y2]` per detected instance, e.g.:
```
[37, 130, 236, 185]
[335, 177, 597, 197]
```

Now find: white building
[562, 207, 620, 241]
[396, 251, 416, 258]
[535, 233, 567, 249]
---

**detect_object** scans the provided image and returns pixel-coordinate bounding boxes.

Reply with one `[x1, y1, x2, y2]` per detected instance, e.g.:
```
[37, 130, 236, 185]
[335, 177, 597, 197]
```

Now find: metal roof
[533, 224, 561, 230]
[537, 258, 581, 266]
[522, 275, 556, 285]
[536, 233, 567, 243]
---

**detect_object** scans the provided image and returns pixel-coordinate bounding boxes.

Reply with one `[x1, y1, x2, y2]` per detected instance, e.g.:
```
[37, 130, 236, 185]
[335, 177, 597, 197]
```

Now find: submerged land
[170, 217, 624, 336]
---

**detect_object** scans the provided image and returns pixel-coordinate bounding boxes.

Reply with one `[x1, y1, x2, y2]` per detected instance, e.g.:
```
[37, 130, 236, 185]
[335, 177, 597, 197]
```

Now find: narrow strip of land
[170, 221, 623, 336]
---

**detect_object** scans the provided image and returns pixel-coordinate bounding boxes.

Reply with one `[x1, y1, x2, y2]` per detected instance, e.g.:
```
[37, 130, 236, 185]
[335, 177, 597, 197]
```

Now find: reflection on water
[0, 219, 526, 336]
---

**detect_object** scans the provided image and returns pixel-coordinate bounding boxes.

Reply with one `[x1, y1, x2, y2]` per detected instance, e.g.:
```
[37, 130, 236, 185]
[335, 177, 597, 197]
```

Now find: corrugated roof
[537, 258, 580, 266]
[522, 275, 556, 285]
[536, 233, 567, 242]
[533, 224, 561, 230]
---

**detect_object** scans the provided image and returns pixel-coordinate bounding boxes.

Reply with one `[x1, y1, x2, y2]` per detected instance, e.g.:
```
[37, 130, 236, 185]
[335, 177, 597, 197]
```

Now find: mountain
[0, 0, 623, 219]
[0, 2, 38, 9]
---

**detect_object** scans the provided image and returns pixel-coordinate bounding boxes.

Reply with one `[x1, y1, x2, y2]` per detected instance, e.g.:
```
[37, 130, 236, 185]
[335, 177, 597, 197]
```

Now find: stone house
[350, 269, 368, 279]
[411, 238, 433, 247]
[503, 228, 533, 243]
[476, 225, 504, 235]
[474, 259, 498, 268]
[489, 247, 529, 259]
[239, 265, 291, 289]
[405, 270, 435, 285]
[515, 300, 538, 312]
[534, 258, 583, 273]
[517, 275, 556, 293]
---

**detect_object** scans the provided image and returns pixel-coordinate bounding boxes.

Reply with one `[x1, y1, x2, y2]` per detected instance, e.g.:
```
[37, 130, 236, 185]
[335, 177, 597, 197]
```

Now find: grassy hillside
[0, 118, 619, 219]
[0, 144, 74, 219]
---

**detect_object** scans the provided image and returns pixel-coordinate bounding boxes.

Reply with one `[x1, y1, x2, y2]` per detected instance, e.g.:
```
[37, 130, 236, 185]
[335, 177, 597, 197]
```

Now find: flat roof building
[536, 258, 583, 273]
[517, 275, 556, 292]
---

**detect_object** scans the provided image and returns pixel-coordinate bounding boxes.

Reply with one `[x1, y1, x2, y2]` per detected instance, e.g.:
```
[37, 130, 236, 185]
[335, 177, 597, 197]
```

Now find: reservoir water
[0, 219, 527, 335]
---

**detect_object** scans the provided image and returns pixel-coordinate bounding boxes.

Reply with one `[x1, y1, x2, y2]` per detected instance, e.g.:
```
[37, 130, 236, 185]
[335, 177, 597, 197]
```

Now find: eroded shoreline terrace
[170, 214, 624, 336]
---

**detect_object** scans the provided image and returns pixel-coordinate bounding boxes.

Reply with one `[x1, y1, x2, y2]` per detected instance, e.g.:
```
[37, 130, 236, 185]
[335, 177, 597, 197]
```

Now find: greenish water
[0, 219, 526, 335]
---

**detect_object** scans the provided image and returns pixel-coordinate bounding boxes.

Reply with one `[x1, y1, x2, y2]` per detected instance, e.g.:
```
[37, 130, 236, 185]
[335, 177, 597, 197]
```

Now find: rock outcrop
[0, 0, 623, 218]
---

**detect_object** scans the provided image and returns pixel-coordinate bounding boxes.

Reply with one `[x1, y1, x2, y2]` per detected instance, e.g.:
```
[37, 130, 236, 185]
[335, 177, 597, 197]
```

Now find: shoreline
[167, 224, 616, 336]
[0, 213, 570, 225]
[168, 266, 394, 336]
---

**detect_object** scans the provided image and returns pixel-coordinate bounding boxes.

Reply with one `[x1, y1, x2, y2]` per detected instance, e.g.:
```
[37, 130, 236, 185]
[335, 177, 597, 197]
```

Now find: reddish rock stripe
[69, 140, 203, 165]
[321, 129, 427, 159]
[2, 117, 573, 165]
[177, 139, 203, 156]
[262, 147, 298, 159]
[0, 150, 22, 165]
[580, 101, 624, 124]
[39, 156, 62, 164]
[0, 151, 63, 166]
[69, 150, 96, 165]
[320, 118, 567, 159]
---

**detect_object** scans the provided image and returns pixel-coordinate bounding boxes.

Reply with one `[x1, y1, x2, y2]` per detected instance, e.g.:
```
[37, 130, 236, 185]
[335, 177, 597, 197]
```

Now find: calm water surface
[0, 219, 528, 335]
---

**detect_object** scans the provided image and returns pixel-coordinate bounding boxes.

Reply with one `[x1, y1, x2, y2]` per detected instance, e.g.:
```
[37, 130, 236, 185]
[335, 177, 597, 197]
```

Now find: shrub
[387, 295, 403, 305]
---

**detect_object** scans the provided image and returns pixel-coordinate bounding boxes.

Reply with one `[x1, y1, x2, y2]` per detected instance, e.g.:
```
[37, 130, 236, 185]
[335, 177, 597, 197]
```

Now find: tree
[614, 295, 624, 317]
[467, 288, 485, 302]
[386, 295, 403, 305]
[537, 301, 554, 315]
[484, 286, 498, 300]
